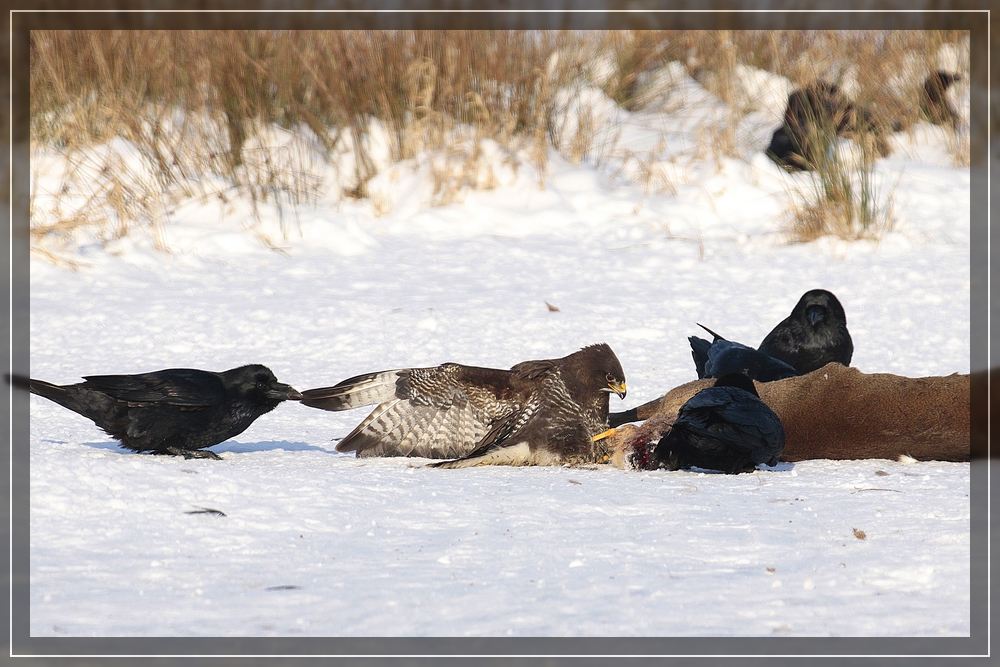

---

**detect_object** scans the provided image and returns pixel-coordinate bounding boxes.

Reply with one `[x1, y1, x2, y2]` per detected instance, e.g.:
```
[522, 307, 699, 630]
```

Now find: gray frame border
[6, 1, 991, 661]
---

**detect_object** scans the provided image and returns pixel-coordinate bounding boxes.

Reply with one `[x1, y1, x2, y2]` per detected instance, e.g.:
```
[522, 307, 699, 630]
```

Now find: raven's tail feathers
[6, 374, 67, 401]
[23, 378, 70, 402]
[4, 373, 31, 391]
[695, 323, 725, 341]
[688, 336, 713, 379]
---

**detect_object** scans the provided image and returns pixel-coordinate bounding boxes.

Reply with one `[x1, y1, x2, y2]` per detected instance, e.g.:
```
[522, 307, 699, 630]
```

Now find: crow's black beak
[806, 305, 826, 326]
[269, 384, 303, 401]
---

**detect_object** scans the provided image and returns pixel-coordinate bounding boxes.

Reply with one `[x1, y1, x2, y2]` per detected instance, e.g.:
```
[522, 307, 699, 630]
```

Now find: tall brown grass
[29, 30, 969, 256]
[31, 31, 599, 254]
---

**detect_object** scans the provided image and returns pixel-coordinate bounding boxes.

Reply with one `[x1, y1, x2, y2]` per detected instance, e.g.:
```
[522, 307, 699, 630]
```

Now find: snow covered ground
[27, 66, 971, 637]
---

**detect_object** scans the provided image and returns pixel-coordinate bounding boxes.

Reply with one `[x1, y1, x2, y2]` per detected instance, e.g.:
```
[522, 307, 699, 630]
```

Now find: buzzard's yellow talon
[596, 453, 612, 464]
[592, 428, 617, 442]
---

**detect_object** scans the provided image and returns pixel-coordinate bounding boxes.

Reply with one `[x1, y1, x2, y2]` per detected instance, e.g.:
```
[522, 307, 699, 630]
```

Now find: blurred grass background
[26, 30, 972, 256]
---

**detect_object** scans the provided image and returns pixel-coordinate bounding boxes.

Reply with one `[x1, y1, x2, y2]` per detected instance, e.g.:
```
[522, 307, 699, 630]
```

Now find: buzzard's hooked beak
[602, 381, 627, 400]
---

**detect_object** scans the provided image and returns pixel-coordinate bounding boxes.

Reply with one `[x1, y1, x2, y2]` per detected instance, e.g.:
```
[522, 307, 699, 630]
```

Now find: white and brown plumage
[299, 344, 627, 468]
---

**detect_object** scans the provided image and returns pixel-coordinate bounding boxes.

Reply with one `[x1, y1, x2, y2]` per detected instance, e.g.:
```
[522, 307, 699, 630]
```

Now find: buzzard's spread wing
[431, 375, 594, 468]
[301, 364, 521, 459]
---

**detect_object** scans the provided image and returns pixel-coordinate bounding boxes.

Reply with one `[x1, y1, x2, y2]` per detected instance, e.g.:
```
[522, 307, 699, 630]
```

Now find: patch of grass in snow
[782, 119, 899, 243]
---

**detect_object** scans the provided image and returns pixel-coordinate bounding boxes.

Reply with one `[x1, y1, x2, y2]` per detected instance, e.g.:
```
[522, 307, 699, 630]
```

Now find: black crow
[23, 365, 302, 459]
[650, 373, 785, 474]
[921, 70, 962, 129]
[766, 80, 890, 171]
[757, 289, 853, 375]
[300, 344, 627, 468]
[766, 81, 852, 171]
[689, 323, 799, 383]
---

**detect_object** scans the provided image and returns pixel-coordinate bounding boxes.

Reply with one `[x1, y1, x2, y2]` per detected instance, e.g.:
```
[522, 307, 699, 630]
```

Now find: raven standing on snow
[649, 373, 785, 474]
[18, 365, 302, 459]
[299, 344, 627, 468]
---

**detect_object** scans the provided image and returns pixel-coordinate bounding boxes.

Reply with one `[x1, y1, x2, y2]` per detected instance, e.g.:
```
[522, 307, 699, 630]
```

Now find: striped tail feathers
[300, 371, 401, 412]
[335, 398, 405, 453]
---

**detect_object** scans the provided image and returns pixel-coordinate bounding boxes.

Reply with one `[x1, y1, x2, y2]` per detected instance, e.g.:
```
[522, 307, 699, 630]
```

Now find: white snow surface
[29, 73, 970, 637]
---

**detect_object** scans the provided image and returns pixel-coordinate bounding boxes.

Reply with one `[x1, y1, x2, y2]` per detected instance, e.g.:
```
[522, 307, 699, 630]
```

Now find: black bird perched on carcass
[17, 365, 301, 459]
[688, 288, 852, 381]
[606, 289, 852, 429]
[689, 323, 800, 383]
[647, 373, 785, 474]
[756, 288, 853, 375]
[299, 344, 627, 468]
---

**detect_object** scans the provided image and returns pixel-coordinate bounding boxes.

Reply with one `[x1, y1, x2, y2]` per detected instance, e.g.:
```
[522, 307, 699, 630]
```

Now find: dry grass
[29, 30, 969, 255]
[760, 31, 968, 241]
[782, 116, 899, 243]
[31, 31, 583, 245]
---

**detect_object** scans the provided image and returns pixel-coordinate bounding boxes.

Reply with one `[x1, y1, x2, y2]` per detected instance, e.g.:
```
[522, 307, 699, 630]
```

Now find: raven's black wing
[682, 387, 785, 464]
[704, 340, 799, 382]
[80, 369, 227, 406]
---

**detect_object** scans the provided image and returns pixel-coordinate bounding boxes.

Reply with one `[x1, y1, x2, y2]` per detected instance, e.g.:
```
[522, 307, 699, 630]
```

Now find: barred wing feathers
[301, 364, 521, 459]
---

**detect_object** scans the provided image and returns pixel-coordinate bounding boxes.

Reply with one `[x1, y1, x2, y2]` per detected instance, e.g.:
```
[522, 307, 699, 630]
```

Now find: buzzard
[20, 365, 302, 459]
[299, 344, 627, 468]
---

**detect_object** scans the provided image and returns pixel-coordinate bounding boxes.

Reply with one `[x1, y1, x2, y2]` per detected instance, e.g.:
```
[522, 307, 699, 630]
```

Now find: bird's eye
[606, 373, 614, 382]
[256, 381, 266, 388]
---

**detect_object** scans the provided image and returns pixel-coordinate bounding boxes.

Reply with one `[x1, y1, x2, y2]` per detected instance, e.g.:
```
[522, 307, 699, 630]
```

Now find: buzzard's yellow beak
[609, 381, 626, 400]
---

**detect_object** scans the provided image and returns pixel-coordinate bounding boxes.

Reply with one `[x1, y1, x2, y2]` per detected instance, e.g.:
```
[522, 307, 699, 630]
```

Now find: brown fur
[970, 367, 990, 459]
[610, 363, 969, 466]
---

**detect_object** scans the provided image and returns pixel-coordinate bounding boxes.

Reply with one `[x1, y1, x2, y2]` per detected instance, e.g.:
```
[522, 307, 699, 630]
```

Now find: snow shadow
[50, 439, 128, 454]
[66, 439, 333, 456]
[210, 440, 334, 455]
[678, 461, 797, 474]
